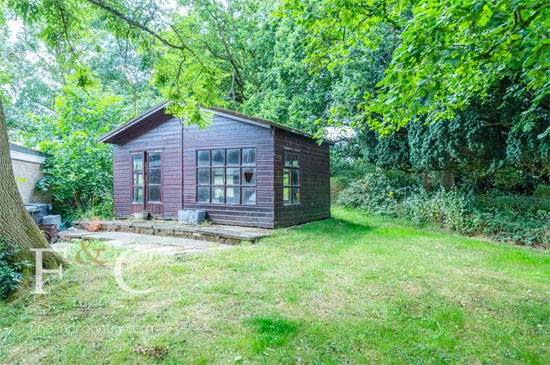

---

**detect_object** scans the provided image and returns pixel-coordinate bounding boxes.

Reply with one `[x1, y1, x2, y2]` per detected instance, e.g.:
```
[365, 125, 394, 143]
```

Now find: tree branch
[84, 0, 191, 52]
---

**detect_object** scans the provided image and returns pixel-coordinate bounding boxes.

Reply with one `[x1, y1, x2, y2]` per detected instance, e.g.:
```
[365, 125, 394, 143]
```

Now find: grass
[1, 206, 550, 363]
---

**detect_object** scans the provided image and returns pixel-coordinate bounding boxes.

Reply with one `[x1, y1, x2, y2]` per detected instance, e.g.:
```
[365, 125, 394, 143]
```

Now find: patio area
[71, 220, 274, 245]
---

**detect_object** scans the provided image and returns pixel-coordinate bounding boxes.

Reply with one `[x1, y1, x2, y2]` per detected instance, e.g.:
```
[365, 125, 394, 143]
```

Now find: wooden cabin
[99, 102, 333, 228]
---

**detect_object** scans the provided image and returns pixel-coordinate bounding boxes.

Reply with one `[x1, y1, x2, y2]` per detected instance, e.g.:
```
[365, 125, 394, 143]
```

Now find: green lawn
[2, 206, 550, 363]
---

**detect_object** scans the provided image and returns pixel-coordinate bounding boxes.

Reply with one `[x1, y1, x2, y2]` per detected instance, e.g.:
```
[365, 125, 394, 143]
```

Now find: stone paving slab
[56, 228, 231, 256]
[72, 220, 274, 245]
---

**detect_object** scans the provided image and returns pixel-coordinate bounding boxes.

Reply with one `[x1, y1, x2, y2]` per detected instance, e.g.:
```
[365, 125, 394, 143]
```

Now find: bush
[337, 170, 422, 215]
[338, 172, 550, 247]
[25, 85, 126, 220]
[0, 236, 31, 300]
[534, 184, 550, 199]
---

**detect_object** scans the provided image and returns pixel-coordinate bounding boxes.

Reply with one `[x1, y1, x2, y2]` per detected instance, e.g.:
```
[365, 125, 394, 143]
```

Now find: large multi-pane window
[196, 148, 256, 205]
[283, 150, 300, 205]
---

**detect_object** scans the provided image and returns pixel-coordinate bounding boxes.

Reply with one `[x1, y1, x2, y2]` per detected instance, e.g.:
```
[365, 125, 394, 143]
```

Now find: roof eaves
[206, 107, 335, 145]
[8, 143, 50, 158]
[98, 101, 335, 146]
[98, 101, 170, 144]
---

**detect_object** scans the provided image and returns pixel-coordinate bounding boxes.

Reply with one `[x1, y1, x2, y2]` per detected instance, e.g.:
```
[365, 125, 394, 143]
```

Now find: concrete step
[72, 220, 274, 245]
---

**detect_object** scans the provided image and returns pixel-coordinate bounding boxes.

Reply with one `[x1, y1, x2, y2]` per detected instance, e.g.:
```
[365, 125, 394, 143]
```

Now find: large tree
[0, 97, 66, 280]
[284, 0, 550, 135]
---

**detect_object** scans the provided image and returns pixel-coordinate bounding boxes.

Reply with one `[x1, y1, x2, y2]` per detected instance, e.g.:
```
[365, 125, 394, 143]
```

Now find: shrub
[0, 236, 31, 300]
[338, 172, 550, 247]
[534, 184, 550, 199]
[25, 85, 127, 220]
[337, 170, 421, 215]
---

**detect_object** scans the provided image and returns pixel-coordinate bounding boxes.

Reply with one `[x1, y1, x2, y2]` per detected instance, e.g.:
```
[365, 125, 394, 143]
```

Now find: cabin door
[131, 151, 164, 218]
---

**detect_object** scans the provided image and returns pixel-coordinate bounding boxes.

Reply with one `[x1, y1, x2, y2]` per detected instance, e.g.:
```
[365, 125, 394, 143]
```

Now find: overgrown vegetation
[337, 171, 550, 247]
[0, 236, 30, 300]
[25, 86, 126, 220]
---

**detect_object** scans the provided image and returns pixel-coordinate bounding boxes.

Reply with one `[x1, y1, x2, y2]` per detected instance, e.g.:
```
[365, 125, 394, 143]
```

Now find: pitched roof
[98, 102, 334, 145]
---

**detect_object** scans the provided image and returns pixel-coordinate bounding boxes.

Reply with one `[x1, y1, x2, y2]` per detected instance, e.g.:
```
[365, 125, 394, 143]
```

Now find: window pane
[133, 154, 143, 170]
[242, 187, 256, 205]
[197, 187, 210, 203]
[226, 187, 240, 204]
[227, 149, 240, 165]
[212, 168, 224, 185]
[293, 153, 299, 167]
[284, 151, 291, 167]
[198, 150, 210, 166]
[197, 168, 210, 185]
[291, 169, 299, 186]
[283, 169, 290, 186]
[226, 168, 240, 185]
[212, 149, 225, 166]
[292, 188, 300, 205]
[149, 169, 161, 185]
[242, 168, 256, 184]
[212, 187, 224, 203]
[242, 148, 256, 165]
[133, 187, 143, 203]
[149, 153, 161, 168]
[283, 188, 290, 205]
[148, 186, 161, 202]
[133, 171, 143, 186]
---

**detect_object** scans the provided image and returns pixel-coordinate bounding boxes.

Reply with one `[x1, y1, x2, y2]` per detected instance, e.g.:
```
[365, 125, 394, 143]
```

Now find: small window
[198, 150, 210, 166]
[197, 168, 210, 185]
[226, 168, 240, 185]
[133, 187, 144, 203]
[283, 187, 290, 205]
[291, 169, 299, 185]
[227, 149, 240, 165]
[242, 187, 256, 205]
[212, 187, 224, 203]
[284, 151, 292, 167]
[212, 168, 225, 185]
[149, 169, 161, 185]
[148, 186, 161, 202]
[149, 153, 161, 168]
[283, 150, 300, 206]
[226, 187, 240, 204]
[197, 186, 210, 203]
[242, 168, 256, 185]
[133, 171, 143, 186]
[242, 148, 256, 166]
[293, 153, 299, 167]
[292, 188, 300, 205]
[133, 154, 143, 170]
[212, 149, 225, 166]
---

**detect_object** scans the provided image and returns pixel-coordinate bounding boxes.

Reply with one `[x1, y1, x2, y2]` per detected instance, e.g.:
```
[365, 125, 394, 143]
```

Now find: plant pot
[133, 212, 149, 220]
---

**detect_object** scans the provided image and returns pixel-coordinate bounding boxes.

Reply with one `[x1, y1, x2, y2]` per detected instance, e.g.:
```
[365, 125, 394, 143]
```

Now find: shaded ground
[1, 206, 549, 363]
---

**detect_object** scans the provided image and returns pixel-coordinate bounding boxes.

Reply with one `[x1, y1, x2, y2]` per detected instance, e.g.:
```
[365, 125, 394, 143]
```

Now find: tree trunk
[0, 98, 66, 293]
[422, 171, 433, 192]
[441, 171, 455, 191]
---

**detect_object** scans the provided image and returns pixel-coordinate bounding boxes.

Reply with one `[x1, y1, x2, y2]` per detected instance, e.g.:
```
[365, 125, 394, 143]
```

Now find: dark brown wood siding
[112, 112, 182, 219]
[182, 114, 275, 228]
[110, 108, 331, 228]
[273, 129, 331, 226]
